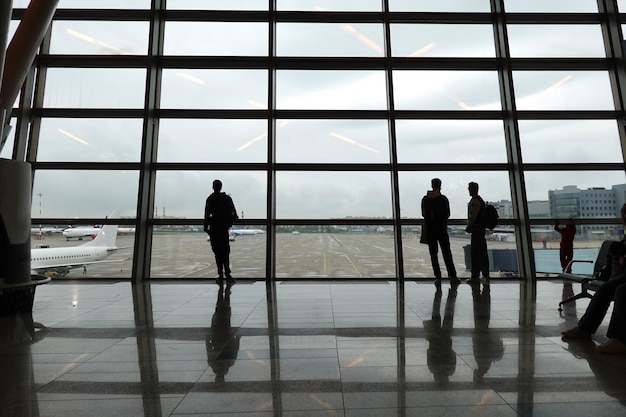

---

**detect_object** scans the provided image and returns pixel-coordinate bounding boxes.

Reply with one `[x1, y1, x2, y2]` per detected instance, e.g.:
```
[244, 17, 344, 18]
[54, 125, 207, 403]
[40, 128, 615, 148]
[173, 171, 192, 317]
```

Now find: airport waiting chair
[557, 240, 617, 312]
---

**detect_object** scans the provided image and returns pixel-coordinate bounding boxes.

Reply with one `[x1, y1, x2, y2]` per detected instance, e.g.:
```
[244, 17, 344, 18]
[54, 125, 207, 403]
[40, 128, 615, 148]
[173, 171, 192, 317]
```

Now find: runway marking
[324, 252, 327, 276]
[343, 253, 363, 278]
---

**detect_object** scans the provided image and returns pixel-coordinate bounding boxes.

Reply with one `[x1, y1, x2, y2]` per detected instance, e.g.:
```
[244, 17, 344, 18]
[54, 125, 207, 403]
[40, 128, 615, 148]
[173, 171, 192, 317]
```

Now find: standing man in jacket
[204, 179, 238, 284]
[466, 181, 489, 284]
[422, 178, 459, 287]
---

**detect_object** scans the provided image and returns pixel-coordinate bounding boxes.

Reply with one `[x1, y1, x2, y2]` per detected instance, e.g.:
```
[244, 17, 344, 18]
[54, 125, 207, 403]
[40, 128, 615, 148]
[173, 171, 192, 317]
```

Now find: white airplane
[31, 210, 122, 276]
[31, 226, 63, 236]
[63, 225, 135, 240]
[231, 226, 265, 236]
[62, 226, 102, 240]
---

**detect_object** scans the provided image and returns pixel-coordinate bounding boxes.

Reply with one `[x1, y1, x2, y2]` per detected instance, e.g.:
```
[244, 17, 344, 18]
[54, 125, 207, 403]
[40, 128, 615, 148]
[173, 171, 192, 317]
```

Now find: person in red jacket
[555, 218, 576, 273]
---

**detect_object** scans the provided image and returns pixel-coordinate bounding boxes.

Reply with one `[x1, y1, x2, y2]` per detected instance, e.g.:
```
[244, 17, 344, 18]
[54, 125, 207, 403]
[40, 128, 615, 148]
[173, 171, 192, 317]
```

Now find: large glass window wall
[6, 1, 625, 280]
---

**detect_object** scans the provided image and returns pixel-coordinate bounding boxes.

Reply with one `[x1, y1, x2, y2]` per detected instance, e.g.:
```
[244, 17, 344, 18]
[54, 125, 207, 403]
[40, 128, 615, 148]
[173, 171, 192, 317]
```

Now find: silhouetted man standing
[204, 179, 238, 283]
[466, 181, 489, 284]
[421, 178, 459, 287]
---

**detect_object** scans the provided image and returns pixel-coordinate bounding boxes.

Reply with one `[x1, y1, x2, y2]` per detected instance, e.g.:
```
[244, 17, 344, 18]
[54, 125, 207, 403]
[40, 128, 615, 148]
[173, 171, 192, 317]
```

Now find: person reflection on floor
[424, 286, 458, 384]
[470, 282, 504, 382]
[206, 282, 240, 382]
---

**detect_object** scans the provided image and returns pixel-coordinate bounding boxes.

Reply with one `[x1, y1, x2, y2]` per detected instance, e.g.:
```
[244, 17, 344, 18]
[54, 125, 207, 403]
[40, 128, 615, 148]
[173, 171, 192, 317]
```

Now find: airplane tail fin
[83, 210, 120, 248]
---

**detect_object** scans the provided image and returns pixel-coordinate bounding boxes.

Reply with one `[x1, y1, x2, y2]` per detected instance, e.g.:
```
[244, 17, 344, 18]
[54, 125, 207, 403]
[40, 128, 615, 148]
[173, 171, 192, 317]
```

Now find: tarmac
[32, 231, 522, 280]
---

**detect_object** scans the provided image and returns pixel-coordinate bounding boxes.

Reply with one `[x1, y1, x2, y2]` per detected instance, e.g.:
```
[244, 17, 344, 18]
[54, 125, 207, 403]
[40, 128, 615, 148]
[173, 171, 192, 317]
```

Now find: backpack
[483, 203, 499, 230]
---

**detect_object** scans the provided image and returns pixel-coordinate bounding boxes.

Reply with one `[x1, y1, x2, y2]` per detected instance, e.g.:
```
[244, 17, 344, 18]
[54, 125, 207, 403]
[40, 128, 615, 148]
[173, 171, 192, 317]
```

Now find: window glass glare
[508, 25, 605, 58]
[513, 71, 614, 111]
[389, 0, 490, 12]
[161, 69, 267, 109]
[390, 24, 495, 58]
[37, 118, 142, 162]
[32, 170, 138, 218]
[167, 0, 267, 10]
[276, 172, 392, 219]
[276, 119, 389, 163]
[277, 23, 384, 57]
[519, 120, 623, 163]
[158, 119, 268, 163]
[164, 22, 268, 56]
[504, 0, 597, 12]
[277, 0, 381, 11]
[154, 171, 267, 219]
[393, 71, 502, 110]
[399, 172, 511, 220]
[395, 120, 507, 163]
[276, 70, 387, 110]
[50, 21, 149, 55]
[43, 68, 146, 108]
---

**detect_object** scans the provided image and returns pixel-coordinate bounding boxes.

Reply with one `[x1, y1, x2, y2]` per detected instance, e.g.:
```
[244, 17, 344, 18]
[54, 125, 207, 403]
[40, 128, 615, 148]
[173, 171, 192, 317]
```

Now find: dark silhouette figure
[466, 182, 490, 284]
[562, 204, 626, 354]
[421, 178, 459, 287]
[470, 283, 504, 382]
[555, 218, 576, 273]
[204, 179, 238, 283]
[206, 282, 240, 382]
[424, 286, 458, 384]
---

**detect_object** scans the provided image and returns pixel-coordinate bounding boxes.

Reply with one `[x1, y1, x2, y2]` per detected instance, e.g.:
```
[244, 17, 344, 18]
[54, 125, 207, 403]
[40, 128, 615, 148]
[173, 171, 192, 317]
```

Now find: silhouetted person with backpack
[204, 179, 238, 284]
[466, 181, 489, 284]
[421, 178, 459, 287]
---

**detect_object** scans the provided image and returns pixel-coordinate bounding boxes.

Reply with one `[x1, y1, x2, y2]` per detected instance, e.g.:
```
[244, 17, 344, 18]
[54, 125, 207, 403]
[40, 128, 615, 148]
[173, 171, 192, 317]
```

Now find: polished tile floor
[1, 279, 625, 417]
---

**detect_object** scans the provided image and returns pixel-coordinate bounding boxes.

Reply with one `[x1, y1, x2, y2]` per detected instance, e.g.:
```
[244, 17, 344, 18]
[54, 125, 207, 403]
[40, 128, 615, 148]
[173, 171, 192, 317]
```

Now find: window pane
[277, 0, 381, 11]
[519, 120, 623, 163]
[37, 118, 142, 162]
[390, 24, 496, 58]
[524, 172, 626, 208]
[43, 68, 146, 108]
[31, 170, 138, 218]
[395, 120, 507, 163]
[277, 23, 384, 57]
[149, 225, 266, 278]
[389, 0, 490, 12]
[276, 226, 396, 279]
[57, 0, 150, 8]
[0, 118, 15, 159]
[508, 25, 605, 58]
[158, 119, 267, 163]
[164, 22, 268, 56]
[393, 71, 501, 110]
[31, 225, 134, 279]
[513, 71, 614, 111]
[167, 0, 267, 10]
[50, 21, 149, 55]
[276, 172, 392, 219]
[533, 223, 622, 275]
[399, 171, 512, 220]
[154, 171, 266, 219]
[276, 119, 390, 163]
[504, 0, 597, 12]
[401, 225, 517, 279]
[161, 69, 267, 109]
[276, 70, 387, 110]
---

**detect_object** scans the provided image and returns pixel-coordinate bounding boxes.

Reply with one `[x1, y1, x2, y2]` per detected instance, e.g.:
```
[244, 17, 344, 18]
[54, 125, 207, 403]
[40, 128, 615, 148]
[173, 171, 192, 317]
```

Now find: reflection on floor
[1, 279, 625, 416]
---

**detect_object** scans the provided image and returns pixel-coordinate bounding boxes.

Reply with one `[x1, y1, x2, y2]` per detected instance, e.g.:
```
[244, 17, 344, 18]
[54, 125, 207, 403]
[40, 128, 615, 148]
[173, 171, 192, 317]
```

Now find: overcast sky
[2, 1, 625, 220]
